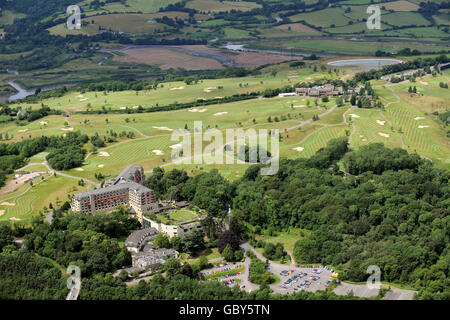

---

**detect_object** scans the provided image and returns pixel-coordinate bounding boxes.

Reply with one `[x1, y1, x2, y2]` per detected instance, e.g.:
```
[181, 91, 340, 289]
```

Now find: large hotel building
[71, 165, 157, 222]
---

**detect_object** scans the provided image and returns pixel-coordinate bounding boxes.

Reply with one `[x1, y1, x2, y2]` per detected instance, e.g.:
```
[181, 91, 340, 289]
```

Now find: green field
[0, 174, 90, 222]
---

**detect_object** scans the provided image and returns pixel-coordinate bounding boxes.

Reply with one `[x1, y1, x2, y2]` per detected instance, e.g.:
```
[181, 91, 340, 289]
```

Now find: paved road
[333, 282, 417, 300]
[66, 286, 80, 300]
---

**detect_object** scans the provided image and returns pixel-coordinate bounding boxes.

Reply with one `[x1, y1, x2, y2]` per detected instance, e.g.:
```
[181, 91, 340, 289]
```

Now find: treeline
[0, 132, 89, 186]
[354, 55, 449, 83]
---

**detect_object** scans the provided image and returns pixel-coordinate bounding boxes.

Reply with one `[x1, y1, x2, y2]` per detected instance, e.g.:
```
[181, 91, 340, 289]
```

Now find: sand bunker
[419, 81, 428, 85]
[418, 125, 429, 128]
[214, 97, 223, 99]
[40, 121, 48, 125]
[214, 112, 228, 116]
[98, 164, 104, 168]
[349, 114, 360, 118]
[76, 94, 84, 98]
[10, 217, 21, 221]
[359, 135, 364, 138]
[132, 106, 139, 109]
[376, 120, 386, 125]
[292, 147, 304, 152]
[188, 108, 207, 113]
[362, 138, 367, 141]
[414, 117, 425, 120]
[152, 150, 164, 155]
[120, 106, 127, 110]
[75, 168, 84, 171]
[18, 129, 28, 133]
[170, 86, 184, 90]
[305, 77, 312, 80]
[61, 127, 74, 131]
[378, 132, 390, 138]
[1, 202, 15, 206]
[152, 126, 173, 131]
[204, 87, 216, 93]
[169, 143, 182, 149]
[80, 98, 88, 101]
[0, 210, 4, 217]
[293, 105, 306, 108]
[99, 151, 110, 157]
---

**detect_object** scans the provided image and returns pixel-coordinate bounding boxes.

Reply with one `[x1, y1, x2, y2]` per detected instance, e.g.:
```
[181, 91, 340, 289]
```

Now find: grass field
[1, 65, 448, 222]
[49, 14, 171, 36]
[186, 0, 261, 13]
[0, 174, 89, 222]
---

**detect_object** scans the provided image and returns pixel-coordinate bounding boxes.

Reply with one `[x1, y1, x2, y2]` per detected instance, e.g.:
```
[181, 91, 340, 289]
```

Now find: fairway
[0, 175, 89, 222]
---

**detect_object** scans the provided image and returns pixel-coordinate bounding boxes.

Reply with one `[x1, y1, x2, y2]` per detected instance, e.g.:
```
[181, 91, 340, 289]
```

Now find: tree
[154, 233, 171, 248]
[164, 257, 182, 277]
[222, 244, 234, 261]
[217, 230, 239, 253]
[234, 249, 243, 261]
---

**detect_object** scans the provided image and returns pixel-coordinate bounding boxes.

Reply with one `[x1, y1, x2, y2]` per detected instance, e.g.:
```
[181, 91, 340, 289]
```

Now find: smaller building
[124, 227, 159, 253]
[132, 248, 178, 270]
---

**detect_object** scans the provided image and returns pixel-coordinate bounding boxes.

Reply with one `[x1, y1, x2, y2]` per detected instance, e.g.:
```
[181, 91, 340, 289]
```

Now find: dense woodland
[144, 139, 449, 300]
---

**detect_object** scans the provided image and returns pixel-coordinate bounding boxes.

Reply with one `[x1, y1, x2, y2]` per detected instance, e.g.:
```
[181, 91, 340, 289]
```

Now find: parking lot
[269, 264, 336, 294]
[200, 262, 246, 287]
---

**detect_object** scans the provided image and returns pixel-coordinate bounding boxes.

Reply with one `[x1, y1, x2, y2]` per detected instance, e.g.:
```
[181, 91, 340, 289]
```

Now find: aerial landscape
[0, 0, 448, 308]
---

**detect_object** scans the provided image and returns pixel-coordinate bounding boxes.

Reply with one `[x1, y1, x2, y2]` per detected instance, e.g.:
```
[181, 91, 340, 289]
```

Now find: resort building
[142, 212, 206, 238]
[71, 164, 157, 222]
[124, 227, 159, 253]
[295, 84, 343, 97]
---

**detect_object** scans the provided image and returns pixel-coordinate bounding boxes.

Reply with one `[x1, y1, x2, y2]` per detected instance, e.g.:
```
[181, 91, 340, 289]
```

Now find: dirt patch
[204, 87, 217, 93]
[213, 112, 228, 116]
[189, 108, 207, 113]
[111, 47, 223, 70]
[152, 126, 173, 131]
[275, 22, 322, 35]
[169, 143, 182, 149]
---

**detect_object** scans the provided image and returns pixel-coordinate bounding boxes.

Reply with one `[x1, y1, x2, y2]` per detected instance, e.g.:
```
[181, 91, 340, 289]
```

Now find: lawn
[0, 174, 89, 223]
[256, 228, 310, 252]
[169, 209, 199, 222]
